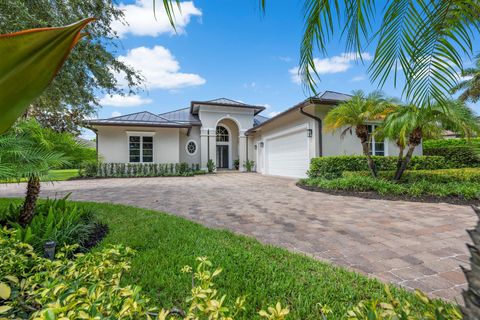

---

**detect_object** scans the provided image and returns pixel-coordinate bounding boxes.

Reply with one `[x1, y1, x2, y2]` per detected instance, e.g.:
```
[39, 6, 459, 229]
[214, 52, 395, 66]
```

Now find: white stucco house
[85, 91, 422, 178]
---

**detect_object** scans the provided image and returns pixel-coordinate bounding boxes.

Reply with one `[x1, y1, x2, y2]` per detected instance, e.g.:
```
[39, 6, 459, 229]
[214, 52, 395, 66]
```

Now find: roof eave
[190, 101, 265, 115]
[83, 121, 193, 129]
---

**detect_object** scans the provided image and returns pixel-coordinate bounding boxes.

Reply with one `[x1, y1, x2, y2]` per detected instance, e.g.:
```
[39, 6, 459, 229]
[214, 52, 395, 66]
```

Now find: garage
[265, 128, 310, 178]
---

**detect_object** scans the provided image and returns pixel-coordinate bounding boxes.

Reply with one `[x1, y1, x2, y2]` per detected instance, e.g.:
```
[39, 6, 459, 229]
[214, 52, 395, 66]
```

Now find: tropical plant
[324, 91, 396, 177]
[243, 160, 255, 172]
[452, 54, 480, 103]
[0, 120, 69, 226]
[0, 18, 93, 134]
[0, 1, 142, 134]
[207, 159, 216, 173]
[382, 99, 480, 181]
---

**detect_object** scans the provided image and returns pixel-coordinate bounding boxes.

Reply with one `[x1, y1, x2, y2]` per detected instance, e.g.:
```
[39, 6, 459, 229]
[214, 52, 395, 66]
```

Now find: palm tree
[382, 99, 480, 181]
[452, 54, 480, 103]
[324, 91, 396, 178]
[0, 120, 68, 226]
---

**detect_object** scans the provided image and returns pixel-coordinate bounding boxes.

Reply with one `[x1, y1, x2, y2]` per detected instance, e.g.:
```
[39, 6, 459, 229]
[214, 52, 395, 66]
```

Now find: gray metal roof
[254, 115, 269, 126]
[85, 111, 191, 128]
[315, 90, 352, 102]
[190, 98, 266, 115]
[158, 108, 201, 125]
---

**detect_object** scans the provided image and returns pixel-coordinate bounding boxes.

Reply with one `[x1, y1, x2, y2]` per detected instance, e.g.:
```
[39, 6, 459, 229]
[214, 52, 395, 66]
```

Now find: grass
[0, 169, 79, 183]
[301, 169, 480, 200]
[0, 199, 435, 319]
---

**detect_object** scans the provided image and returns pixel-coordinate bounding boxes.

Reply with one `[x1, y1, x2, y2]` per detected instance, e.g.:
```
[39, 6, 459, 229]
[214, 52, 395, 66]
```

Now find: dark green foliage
[79, 162, 204, 178]
[301, 172, 480, 200]
[308, 156, 448, 179]
[0, 196, 97, 253]
[243, 160, 255, 172]
[424, 146, 480, 168]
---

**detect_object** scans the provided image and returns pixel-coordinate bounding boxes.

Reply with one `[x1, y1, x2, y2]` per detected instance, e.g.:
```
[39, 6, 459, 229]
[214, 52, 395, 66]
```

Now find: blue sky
[84, 0, 480, 138]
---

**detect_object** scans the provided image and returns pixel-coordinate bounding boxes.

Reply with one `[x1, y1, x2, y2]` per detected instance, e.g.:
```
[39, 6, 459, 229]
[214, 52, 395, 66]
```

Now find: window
[216, 126, 229, 142]
[129, 136, 153, 162]
[367, 125, 385, 156]
[186, 140, 197, 155]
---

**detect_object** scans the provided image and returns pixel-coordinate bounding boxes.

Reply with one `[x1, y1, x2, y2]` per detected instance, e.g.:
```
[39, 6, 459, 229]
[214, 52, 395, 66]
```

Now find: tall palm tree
[452, 54, 480, 103]
[0, 120, 68, 226]
[382, 99, 480, 181]
[324, 91, 395, 178]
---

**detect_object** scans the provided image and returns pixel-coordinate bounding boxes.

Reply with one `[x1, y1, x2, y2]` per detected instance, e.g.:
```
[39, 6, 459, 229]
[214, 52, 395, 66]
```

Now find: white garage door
[265, 129, 309, 178]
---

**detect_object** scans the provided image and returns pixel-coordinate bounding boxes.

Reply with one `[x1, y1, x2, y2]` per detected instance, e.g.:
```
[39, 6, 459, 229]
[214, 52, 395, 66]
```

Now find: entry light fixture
[254, 144, 257, 150]
[307, 129, 313, 137]
[259, 142, 264, 148]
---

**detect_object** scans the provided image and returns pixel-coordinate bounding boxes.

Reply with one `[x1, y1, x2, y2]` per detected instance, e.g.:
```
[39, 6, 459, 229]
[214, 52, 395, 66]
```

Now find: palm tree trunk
[356, 124, 377, 178]
[19, 175, 40, 226]
[396, 141, 404, 173]
[394, 145, 416, 181]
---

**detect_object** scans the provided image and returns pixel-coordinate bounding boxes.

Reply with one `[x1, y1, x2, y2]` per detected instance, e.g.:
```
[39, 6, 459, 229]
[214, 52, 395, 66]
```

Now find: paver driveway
[1, 172, 476, 303]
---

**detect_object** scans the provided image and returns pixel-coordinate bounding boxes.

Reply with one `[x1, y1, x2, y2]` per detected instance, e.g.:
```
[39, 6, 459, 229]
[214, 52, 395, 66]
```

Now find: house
[84, 91, 422, 178]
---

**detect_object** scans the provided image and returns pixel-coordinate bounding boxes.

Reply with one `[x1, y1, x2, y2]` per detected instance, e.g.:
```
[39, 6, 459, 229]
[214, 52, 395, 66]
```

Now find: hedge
[424, 146, 480, 168]
[307, 155, 447, 179]
[423, 137, 480, 149]
[79, 162, 205, 178]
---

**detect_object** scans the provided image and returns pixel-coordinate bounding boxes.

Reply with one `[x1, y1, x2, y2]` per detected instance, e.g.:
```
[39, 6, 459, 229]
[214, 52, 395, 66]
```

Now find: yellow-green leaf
[0, 18, 94, 134]
[0, 283, 10, 300]
[0, 305, 11, 314]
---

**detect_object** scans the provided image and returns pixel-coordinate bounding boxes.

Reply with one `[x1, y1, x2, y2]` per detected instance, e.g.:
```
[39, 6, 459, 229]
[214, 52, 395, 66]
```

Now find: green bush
[0, 229, 288, 320]
[207, 159, 215, 173]
[78, 162, 204, 178]
[423, 137, 480, 149]
[0, 196, 97, 253]
[345, 168, 480, 183]
[243, 159, 255, 172]
[301, 174, 480, 199]
[308, 155, 447, 179]
[424, 146, 480, 168]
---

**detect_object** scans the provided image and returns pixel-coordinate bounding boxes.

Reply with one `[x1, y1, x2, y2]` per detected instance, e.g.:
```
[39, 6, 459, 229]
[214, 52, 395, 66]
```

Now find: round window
[186, 140, 197, 155]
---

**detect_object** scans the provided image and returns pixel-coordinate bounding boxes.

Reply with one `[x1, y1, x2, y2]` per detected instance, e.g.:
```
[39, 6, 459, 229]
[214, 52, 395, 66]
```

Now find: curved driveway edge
[0, 173, 475, 303]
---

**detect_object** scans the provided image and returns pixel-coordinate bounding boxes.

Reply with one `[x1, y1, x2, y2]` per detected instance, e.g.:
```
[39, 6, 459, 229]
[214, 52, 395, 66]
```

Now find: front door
[216, 145, 229, 168]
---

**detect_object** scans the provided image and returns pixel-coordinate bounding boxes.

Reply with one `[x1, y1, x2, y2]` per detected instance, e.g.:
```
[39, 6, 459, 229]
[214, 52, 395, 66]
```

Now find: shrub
[207, 159, 215, 173]
[301, 174, 480, 199]
[424, 146, 480, 168]
[78, 162, 203, 178]
[0, 196, 97, 253]
[345, 168, 480, 183]
[423, 137, 480, 149]
[308, 155, 447, 179]
[244, 159, 255, 172]
[0, 229, 288, 320]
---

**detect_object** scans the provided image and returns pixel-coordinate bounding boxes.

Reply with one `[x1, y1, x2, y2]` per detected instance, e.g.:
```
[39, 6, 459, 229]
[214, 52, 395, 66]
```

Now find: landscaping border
[297, 182, 480, 206]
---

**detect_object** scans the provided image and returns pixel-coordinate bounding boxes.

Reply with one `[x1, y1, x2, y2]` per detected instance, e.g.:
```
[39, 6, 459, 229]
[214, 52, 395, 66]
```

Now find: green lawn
[72, 201, 432, 319]
[1, 169, 79, 183]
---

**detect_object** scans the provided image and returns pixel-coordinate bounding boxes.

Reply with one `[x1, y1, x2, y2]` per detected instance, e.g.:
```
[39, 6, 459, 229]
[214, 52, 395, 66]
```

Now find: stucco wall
[96, 125, 180, 163]
[179, 126, 201, 165]
[314, 105, 422, 157]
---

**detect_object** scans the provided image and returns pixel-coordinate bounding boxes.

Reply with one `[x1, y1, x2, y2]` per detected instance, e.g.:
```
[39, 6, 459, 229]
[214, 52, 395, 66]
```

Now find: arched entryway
[215, 118, 240, 169]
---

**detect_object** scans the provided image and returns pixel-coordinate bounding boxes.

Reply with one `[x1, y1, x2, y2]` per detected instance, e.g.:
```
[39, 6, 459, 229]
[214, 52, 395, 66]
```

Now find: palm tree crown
[452, 54, 480, 103]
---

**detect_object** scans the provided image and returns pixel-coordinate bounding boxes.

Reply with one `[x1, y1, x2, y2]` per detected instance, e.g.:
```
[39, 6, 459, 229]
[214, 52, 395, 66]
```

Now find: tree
[0, 120, 69, 226]
[323, 91, 395, 178]
[0, 1, 142, 134]
[382, 99, 480, 181]
[452, 54, 480, 103]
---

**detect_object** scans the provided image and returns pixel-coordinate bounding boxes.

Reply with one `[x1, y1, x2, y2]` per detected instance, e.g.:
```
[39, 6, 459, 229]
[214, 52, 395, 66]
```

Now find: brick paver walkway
[1, 173, 476, 303]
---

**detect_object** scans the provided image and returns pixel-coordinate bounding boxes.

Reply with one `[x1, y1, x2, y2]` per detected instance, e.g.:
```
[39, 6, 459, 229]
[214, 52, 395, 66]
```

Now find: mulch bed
[297, 182, 480, 206]
[82, 223, 109, 250]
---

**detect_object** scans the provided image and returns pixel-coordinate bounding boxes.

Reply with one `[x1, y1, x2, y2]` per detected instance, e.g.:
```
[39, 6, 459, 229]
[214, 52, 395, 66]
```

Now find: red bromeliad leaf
[0, 18, 94, 134]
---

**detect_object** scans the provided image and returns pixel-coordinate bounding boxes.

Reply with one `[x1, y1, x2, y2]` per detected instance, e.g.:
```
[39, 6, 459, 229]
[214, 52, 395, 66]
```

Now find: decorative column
[200, 128, 210, 170]
[239, 132, 247, 172]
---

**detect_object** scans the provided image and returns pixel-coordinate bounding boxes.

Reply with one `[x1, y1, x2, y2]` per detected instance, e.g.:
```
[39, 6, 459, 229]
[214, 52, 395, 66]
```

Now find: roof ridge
[105, 110, 151, 120]
[158, 107, 190, 115]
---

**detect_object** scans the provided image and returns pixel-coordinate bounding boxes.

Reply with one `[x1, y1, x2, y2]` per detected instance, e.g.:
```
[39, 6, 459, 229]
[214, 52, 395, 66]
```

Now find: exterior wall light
[44, 241, 57, 260]
[307, 129, 313, 137]
[259, 142, 264, 148]
[254, 144, 257, 150]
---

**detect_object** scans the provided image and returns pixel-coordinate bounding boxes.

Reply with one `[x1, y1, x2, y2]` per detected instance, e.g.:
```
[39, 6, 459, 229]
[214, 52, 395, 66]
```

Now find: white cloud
[243, 82, 256, 88]
[278, 56, 292, 62]
[118, 46, 206, 90]
[100, 94, 153, 107]
[112, 0, 202, 37]
[111, 111, 122, 117]
[351, 75, 366, 82]
[262, 104, 272, 109]
[268, 111, 281, 117]
[289, 52, 372, 84]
